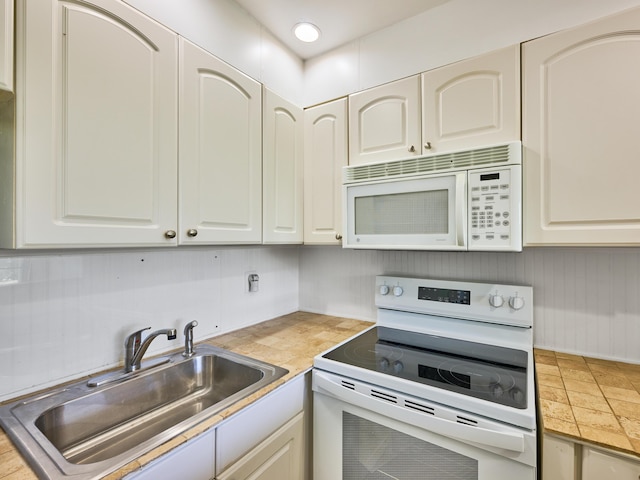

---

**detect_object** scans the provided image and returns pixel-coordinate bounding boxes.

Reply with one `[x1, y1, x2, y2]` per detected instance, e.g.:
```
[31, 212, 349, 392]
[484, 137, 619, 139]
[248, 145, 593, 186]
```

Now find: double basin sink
[0, 345, 288, 479]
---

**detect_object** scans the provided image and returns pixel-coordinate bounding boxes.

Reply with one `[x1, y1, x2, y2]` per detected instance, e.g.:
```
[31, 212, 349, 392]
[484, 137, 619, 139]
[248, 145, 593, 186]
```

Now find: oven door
[313, 370, 536, 480]
[343, 172, 467, 250]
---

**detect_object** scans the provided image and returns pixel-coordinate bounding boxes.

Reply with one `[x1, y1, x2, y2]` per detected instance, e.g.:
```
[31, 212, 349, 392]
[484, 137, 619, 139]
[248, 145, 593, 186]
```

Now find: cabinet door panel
[18, 0, 178, 247]
[217, 412, 304, 480]
[422, 45, 520, 154]
[523, 8, 640, 244]
[263, 89, 303, 244]
[179, 38, 262, 244]
[349, 76, 421, 165]
[583, 447, 640, 480]
[303, 98, 347, 244]
[0, 0, 13, 92]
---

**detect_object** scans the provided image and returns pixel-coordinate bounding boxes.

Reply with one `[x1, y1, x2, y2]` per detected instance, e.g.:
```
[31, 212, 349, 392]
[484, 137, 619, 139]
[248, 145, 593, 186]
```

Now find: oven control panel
[376, 276, 533, 328]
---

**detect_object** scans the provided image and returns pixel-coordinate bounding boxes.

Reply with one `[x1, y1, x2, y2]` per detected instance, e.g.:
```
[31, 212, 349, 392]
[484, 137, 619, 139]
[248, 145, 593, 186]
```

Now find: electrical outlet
[245, 271, 259, 293]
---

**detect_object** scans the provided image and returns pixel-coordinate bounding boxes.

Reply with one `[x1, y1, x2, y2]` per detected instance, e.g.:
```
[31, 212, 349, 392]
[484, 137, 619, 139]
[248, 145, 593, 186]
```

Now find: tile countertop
[0, 312, 373, 480]
[535, 348, 640, 457]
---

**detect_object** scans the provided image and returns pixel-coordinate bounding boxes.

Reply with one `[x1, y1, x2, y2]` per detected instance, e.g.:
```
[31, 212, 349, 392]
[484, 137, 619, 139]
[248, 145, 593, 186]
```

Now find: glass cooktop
[322, 326, 528, 409]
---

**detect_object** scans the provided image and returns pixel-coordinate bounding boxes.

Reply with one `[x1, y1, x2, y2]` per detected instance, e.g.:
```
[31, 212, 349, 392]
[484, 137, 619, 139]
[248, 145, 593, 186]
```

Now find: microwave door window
[355, 190, 449, 235]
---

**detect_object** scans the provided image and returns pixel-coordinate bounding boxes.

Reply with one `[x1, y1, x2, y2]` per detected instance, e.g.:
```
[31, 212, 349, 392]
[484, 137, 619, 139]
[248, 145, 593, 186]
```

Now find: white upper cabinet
[303, 98, 348, 245]
[262, 88, 303, 244]
[421, 45, 520, 154]
[348, 75, 421, 165]
[179, 37, 262, 245]
[9, 0, 178, 248]
[0, 0, 13, 92]
[523, 7, 640, 245]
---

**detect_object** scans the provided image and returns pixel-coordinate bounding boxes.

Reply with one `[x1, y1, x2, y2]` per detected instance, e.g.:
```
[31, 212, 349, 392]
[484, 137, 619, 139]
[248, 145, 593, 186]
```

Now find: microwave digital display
[418, 287, 470, 305]
[480, 172, 500, 181]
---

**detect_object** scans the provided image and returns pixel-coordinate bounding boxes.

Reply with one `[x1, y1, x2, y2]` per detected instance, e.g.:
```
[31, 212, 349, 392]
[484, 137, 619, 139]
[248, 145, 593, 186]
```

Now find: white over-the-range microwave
[343, 141, 522, 252]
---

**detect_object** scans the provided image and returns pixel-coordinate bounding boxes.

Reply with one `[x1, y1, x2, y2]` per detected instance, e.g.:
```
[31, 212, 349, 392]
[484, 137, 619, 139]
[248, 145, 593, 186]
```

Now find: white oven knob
[509, 295, 525, 311]
[393, 286, 404, 297]
[379, 285, 390, 295]
[489, 294, 504, 308]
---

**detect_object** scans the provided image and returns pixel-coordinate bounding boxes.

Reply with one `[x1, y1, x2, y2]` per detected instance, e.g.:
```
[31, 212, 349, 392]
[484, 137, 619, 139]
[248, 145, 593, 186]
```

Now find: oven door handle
[314, 371, 525, 453]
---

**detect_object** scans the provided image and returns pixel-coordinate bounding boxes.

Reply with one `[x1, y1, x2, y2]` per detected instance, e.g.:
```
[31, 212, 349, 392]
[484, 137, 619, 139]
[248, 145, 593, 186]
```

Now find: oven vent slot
[341, 380, 356, 390]
[456, 416, 478, 426]
[371, 389, 398, 404]
[404, 400, 435, 415]
[343, 141, 520, 183]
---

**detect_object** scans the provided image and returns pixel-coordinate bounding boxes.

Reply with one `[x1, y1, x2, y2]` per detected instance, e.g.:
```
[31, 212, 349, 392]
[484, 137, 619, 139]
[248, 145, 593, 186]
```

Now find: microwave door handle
[455, 173, 467, 248]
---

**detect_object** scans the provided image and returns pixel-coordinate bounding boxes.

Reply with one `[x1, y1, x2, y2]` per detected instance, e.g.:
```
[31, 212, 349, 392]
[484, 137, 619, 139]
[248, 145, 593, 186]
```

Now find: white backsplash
[0, 246, 299, 402]
[2, 244, 639, 401]
[299, 246, 640, 364]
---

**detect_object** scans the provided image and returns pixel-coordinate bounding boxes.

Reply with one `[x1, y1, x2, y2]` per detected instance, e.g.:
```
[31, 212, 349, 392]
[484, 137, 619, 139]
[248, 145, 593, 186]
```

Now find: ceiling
[233, 0, 451, 60]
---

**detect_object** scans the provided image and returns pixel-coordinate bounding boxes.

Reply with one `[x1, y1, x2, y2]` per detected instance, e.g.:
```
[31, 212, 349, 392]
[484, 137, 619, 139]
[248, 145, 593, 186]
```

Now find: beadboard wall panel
[299, 246, 640, 364]
[0, 246, 299, 402]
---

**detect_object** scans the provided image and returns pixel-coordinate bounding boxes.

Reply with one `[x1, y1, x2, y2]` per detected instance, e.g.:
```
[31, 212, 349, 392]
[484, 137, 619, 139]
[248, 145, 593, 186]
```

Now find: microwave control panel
[468, 165, 522, 251]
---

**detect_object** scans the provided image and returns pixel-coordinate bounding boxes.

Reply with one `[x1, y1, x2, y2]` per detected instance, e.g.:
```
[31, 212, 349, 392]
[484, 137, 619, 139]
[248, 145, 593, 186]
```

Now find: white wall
[299, 246, 640, 364]
[304, 0, 640, 106]
[0, 246, 299, 402]
[122, 0, 304, 105]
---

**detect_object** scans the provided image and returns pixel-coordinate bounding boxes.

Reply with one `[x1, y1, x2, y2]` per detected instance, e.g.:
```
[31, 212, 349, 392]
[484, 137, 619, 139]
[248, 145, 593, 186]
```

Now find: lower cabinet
[216, 373, 309, 478]
[124, 373, 309, 480]
[543, 434, 578, 480]
[542, 433, 640, 480]
[582, 446, 640, 480]
[217, 412, 304, 480]
[126, 429, 215, 480]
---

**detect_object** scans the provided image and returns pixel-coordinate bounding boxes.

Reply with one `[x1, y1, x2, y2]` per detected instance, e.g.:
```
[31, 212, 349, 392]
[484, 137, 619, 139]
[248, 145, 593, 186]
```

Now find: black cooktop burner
[322, 327, 528, 409]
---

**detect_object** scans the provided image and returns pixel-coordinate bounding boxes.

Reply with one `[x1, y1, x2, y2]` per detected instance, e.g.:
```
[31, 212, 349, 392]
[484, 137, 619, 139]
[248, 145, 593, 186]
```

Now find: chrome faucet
[182, 320, 198, 357]
[124, 327, 177, 373]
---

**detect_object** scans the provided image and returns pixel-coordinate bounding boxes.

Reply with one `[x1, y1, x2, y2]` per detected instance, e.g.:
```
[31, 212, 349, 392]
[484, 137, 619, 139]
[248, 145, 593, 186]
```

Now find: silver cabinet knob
[187, 229, 198, 237]
[335, 234, 343, 240]
[165, 230, 177, 239]
[424, 142, 432, 150]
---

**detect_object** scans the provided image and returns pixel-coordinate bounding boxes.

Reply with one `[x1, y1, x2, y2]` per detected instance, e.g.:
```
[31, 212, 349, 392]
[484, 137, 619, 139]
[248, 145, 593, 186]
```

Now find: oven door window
[343, 412, 478, 479]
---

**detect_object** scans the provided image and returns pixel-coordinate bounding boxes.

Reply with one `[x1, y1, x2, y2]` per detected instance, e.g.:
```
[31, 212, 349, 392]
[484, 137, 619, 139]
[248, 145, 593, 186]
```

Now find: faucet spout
[125, 327, 177, 373]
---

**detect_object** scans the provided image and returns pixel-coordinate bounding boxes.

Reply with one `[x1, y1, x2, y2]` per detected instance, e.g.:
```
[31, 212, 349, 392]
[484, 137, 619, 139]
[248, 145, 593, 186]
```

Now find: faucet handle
[125, 327, 151, 348]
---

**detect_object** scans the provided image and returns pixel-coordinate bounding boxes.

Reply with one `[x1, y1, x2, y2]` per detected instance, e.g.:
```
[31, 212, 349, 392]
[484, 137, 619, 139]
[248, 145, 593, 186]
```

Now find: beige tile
[619, 416, 640, 440]
[592, 371, 634, 389]
[538, 384, 569, 404]
[560, 367, 596, 383]
[572, 406, 623, 433]
[555, 352, 585, 362]
[534, 348, 556, 357]
[537, 363, 561, 377]
[539, 398, 576, 423]
[564, 378, 602, 395]
[578, 425, 634, 452]
[537, 372, 565, 389]
[566, 390, 611, 413]
[601, 385, 640, 404]
[542, 416, 580, 437]
[557, 357, 590, 372]
[630, 437, 640, 455]
[608, 398, 640, 421]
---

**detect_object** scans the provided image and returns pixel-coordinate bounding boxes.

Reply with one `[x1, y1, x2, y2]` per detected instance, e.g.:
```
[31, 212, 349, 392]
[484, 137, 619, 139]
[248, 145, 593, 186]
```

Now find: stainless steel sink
[0, 345, 288, 479]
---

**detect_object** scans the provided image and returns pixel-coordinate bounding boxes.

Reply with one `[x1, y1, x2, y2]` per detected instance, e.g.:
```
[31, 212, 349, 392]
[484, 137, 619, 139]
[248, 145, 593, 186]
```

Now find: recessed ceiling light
[293, 22, 320, 43]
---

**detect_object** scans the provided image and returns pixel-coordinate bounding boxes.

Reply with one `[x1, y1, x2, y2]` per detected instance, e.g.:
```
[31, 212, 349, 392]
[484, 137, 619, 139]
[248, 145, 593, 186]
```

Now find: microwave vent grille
[344, 142, 518, 183]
